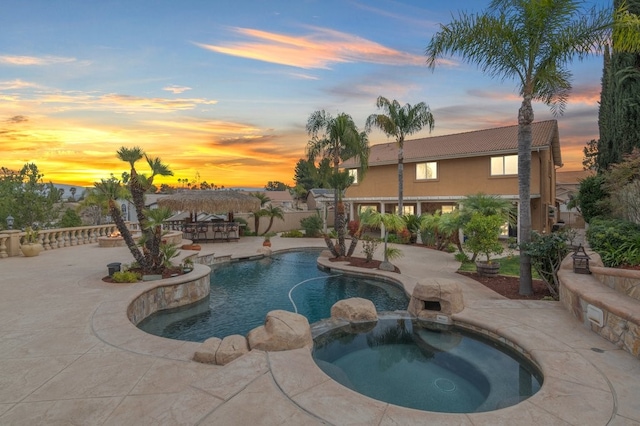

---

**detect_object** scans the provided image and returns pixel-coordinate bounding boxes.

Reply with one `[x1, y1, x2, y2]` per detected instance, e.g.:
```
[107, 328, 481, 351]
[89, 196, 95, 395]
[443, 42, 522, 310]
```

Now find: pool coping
[89, 246, 619, 424]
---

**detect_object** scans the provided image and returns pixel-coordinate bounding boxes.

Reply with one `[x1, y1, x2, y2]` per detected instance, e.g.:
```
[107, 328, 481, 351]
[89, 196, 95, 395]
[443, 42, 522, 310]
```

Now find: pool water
[313, 318, 542, 413]
[138, 250, 409, 341]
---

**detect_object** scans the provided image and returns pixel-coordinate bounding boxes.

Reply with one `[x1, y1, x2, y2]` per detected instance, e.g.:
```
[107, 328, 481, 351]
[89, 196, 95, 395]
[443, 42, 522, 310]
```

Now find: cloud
[195, 26, 425, 69]
[0, 54, 77, 66]
[0, 79, 41, 90]
[163, 85, 192, 94]
[101, 94, 217, 111]
[6, 115, 28, 123]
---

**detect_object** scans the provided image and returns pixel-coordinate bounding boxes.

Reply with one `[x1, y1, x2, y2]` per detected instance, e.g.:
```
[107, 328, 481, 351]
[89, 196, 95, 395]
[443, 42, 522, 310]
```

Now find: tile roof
[343, 120, 561, 167]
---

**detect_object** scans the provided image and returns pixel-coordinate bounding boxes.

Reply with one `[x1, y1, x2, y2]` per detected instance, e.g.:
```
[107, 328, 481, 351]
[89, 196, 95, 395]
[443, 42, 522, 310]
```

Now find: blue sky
[0, 0, 609, 188]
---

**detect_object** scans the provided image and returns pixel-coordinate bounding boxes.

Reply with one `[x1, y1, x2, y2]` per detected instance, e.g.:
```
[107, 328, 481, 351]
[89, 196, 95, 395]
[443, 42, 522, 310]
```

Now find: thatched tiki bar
[158, 190, 261, 241]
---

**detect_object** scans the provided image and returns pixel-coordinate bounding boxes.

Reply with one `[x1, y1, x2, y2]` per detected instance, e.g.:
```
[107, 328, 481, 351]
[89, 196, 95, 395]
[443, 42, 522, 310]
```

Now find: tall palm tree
[306, 110, 369, 257]
[93, 178, 146, 268]
[365, 96, 435, 214]
[426, 0, 610, 295]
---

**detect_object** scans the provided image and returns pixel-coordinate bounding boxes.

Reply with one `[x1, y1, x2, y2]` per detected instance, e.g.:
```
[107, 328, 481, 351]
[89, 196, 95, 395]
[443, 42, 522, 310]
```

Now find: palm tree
[361, 211, 406, 271]
[306, 110, 369, 257]
[250, 192, 271, 235]
[426, 0, 610, 295]
[366, 96, 435, 214]
[93, 179, 146, 267]
[261, 204, 284, 235]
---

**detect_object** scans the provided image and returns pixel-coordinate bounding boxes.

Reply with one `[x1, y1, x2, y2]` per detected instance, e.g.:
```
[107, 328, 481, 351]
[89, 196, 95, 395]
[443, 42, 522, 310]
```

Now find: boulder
[247, 310, 312, 351]
[193, 337, 222, 364]
[331, 297, 378, 322]
[408, 279, 464, 319]
[215, 335, 249, 365]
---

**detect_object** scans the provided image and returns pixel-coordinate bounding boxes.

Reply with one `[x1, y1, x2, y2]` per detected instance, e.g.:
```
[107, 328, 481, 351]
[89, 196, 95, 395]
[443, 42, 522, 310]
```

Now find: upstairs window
[416, 162, 438, 180]
[491, 155, 518, 176]
[348, 169, 358, 184]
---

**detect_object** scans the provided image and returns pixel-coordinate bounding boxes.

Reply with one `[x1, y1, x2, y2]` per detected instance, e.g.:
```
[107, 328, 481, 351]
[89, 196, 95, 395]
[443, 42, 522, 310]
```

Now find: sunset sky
[1, 0, 608, 189]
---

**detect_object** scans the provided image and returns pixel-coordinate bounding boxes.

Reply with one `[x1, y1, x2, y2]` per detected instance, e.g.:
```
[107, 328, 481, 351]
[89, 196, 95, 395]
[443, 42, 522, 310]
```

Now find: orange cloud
[195, 26, 425, 69]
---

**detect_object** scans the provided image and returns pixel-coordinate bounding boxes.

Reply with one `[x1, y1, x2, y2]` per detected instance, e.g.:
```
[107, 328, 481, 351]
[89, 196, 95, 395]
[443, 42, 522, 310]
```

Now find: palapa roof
[342, 120, 562, 168]
[157, 190, 261, 213]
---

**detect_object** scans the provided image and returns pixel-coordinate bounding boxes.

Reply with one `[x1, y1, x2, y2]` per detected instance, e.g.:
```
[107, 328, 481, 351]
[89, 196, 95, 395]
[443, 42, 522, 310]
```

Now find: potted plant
[262, 232, 275, 247]
[21, 226, 43, 257]
[463, 213, 504, 277]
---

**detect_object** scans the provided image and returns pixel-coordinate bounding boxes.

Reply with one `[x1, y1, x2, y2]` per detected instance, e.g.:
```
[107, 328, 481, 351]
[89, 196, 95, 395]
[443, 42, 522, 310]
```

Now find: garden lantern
[572, 244, 591, 274]
[6, 215, 14, 229]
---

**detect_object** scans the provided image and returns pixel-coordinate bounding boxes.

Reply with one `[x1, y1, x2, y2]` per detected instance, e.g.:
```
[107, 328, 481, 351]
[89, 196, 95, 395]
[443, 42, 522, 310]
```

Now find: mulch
[457, 271, 553, 300]
[101, 266, 185, 283]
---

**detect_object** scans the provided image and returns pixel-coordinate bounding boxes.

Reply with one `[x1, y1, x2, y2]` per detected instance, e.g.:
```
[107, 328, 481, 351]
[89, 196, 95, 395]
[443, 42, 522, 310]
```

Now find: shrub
[281, 229, 304, 238]
[300, 214, 323, 237]
[112, 271, 141, 283]
[463, 213, 504, 263]
[454, 251, 471, 263]
[347, 220, 359, 236]
[361, 235, 380, 262]
[520, 232, 569, 299]
[587, 218, 640, 267]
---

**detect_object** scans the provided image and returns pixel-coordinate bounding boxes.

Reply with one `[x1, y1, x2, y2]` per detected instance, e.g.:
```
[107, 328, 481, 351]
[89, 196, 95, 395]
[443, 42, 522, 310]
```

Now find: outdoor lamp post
[6, 215, 14, 230]
[572, 244, 591, 274]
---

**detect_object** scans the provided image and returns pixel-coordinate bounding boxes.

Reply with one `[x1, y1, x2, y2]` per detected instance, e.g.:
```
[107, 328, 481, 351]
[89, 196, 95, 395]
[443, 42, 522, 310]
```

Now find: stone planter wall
[127, 264, 211, 325]
[558, 253, 640, 359]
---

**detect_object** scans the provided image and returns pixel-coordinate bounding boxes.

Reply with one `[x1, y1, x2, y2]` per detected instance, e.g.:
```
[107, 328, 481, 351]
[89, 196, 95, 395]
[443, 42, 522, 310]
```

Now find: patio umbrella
[158, 190, 260, 218]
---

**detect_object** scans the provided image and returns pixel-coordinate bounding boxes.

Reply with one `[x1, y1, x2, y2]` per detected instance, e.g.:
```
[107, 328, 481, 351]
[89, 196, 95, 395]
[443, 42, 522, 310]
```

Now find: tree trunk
[335, 201, 346, 257]
[323, 233, 339, 257]
[346, 235, 359, 257]
[109, 201, 147, 268]
[398, 142, 404, 214]
[518, 96, 534, 295]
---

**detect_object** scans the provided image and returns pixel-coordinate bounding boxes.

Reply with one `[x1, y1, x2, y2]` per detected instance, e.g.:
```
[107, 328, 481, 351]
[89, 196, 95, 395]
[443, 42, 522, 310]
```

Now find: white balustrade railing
[0, 224, 128, 258]
[0, 222, 182, 258]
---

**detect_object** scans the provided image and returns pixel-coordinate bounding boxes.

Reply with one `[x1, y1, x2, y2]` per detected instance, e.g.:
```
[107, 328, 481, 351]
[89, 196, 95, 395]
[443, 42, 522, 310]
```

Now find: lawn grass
[458, 255, 540, 279]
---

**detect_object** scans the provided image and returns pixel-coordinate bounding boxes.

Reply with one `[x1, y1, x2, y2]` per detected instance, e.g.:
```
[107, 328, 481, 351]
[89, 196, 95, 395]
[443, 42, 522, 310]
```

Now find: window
[441, 205, 456, 214]
[348, 169, 358, 184]
[491, 155, 518, 176]
[416, 162, 437, 180]
[394, 205, 415, 215]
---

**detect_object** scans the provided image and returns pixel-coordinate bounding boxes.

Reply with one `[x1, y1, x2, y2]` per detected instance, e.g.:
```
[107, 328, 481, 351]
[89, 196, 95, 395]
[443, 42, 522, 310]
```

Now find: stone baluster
[0, 234, 8, 258]
[70, 230, 77, 246]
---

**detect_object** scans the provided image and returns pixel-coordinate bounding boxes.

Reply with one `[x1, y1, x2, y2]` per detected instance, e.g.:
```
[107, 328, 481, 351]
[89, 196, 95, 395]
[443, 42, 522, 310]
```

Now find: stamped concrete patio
[0, 236, 638, 425]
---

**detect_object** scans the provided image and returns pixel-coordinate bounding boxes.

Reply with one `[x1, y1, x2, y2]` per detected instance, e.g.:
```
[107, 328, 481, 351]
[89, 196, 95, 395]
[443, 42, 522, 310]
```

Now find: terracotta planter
[21, 243, 43, 257]
[181, 244, 201, 251]
[476, 261, 500, 277]
[263, 240, 271, 247]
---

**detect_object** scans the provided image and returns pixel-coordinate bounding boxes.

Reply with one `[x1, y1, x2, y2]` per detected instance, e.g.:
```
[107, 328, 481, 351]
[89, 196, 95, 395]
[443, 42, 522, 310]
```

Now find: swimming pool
[313, 317, 542, 413]
[138, 250, 409, 341]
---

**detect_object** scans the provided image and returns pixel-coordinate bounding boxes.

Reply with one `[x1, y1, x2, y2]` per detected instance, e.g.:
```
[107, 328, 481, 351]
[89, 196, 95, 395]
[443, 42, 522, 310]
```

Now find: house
[556, 170, 594, 228]
[244, 190, 294, 210]
[342, 120, 562, 236]
[306, 189, 336, 211]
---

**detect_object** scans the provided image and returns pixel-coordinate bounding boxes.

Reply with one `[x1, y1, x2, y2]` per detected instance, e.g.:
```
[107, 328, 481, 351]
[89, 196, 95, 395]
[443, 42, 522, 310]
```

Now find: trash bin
[107, 262, 121, 277]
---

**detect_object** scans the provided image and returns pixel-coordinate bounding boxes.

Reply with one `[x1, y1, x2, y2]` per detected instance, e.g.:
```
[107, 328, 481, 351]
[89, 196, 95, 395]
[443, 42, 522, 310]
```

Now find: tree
[261, 204, 285, 235]
[306, 110, 369, 257]
[0, 163, 62, 229]
[249, 192, 271, 235]
[426, 0, 610, 295]
[93, 178, 145, 266]
[597, 0, 640, 171]
[365, 96, 435, 213]
[582, 139, 599, 171]
[69, 187, 77, 202]
[569, 174, 610, 222]
[360, 211, 406, 271]
[265, 181, 289, 191]
[58, 208, 82, 228]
